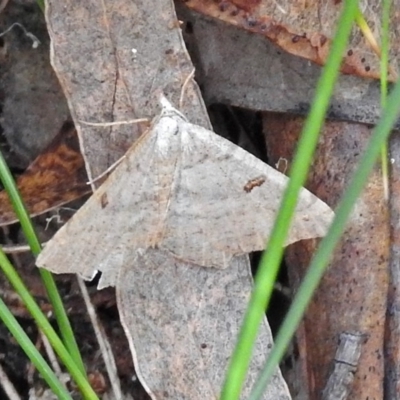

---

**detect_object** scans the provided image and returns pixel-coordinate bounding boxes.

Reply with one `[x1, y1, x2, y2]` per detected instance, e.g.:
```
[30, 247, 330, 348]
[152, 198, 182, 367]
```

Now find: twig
[77, 277, 123, 399]
[0, 23, 40, 48]
[322, 332, 365, 400]
[40, 331, 63, 378]
[0, 361, 22, 400]
[0, 243, 48, 254]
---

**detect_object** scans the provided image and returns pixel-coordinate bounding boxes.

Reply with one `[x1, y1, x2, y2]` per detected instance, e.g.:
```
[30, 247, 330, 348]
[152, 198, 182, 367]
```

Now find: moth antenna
[179, 68, 195, 110]
[78, 118, 149, 127]
[86, 154, 126, 186]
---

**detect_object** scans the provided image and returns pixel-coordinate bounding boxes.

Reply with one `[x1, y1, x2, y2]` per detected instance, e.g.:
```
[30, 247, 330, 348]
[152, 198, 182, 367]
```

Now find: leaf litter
[37, 98, 333, 287]
[38, 1, 335, 398]
[37, 98, 333, 399]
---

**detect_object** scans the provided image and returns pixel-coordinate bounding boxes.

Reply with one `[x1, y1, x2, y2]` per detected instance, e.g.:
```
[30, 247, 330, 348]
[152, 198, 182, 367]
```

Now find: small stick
[77, 276, 123, 399]
[0, 23, 40, 48]
[322, 331, 365, 400]
[39, 331, 68, 386]
[0, 362, 21, 400]
[1, 244, 36, 254]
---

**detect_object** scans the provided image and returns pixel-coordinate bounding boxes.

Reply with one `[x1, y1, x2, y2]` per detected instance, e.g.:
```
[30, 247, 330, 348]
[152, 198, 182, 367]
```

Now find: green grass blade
[0, 296, 73, 399]
[219, 1, 359, 399]
[39, 271, 87, 376]
[0, 247, 99, 399]
[36, 0, 44, 12]
[355, 7, 380, 54]
[355, 4, 391, 199]
[356, 2, 393, 200]
[250, 70, 400, 400]
[0, 149, 86, 376]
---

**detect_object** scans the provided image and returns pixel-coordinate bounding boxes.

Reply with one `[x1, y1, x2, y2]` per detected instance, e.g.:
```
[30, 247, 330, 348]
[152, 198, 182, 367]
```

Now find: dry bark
[264, 114, 389, 400]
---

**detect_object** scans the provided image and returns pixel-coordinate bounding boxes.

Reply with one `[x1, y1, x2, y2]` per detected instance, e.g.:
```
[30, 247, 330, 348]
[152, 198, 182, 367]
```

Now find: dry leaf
[35, 100, 332, 399]
[0, 3, 70, 164]
[37, 100, 334, 289]
[177, 6, 390, 129]
[180, 0, 400, 81]
[117, 249, 289, 399]
[45, 0, 207, 182]
[0, 122, 89, 226]
[42, 1, 295, 397]
[264, 114, 389, 399]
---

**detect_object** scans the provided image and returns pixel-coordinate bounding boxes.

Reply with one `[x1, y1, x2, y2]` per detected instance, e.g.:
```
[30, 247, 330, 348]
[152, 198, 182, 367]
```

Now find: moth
[37, 99, 333, 289]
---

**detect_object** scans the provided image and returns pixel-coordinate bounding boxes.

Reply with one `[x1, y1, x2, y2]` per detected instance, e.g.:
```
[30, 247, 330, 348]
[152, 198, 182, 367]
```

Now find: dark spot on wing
[100, 192, 108, 208]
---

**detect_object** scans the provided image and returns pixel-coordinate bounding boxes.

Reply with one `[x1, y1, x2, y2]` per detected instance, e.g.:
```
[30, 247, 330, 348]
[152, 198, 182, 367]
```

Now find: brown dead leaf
[0, 2, 70, 165]
[42, 1, 292, 398]
[0, 121, 89, 226]
[36, 100, 333, 399]
[176, 5, 391, 129]
[181, 0, 400, 81]
[45, 0, 207, 182]
[117, 249, 290, 400]
[264, 114, 389, 400]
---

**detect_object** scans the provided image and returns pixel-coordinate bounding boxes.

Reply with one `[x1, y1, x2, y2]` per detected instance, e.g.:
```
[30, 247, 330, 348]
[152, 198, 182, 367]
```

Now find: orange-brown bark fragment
[264, 114, 389, 400]
[0, 122, 90, 226]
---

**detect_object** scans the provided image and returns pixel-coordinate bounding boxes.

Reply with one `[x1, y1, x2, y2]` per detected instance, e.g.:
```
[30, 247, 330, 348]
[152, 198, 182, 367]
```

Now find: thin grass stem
[220, 1, 359, 398]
